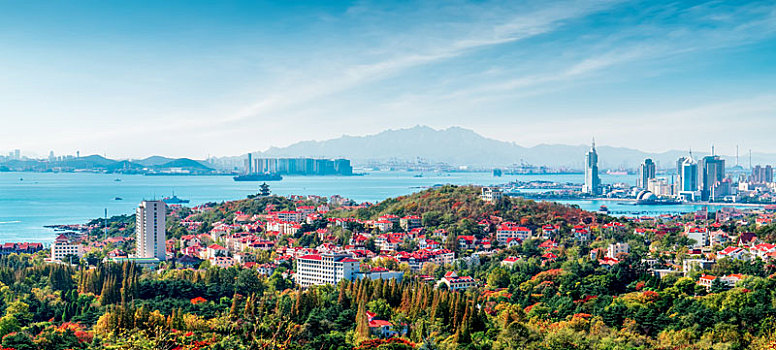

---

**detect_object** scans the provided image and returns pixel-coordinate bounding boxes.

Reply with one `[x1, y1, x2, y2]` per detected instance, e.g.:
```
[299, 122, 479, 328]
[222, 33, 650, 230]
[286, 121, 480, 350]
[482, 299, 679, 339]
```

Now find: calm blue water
[0, 171, 758, 243]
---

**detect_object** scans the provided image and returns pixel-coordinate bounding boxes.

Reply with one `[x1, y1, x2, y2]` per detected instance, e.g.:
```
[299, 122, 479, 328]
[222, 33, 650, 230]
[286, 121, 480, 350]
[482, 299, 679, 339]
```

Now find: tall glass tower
[583, 140, 601, 195]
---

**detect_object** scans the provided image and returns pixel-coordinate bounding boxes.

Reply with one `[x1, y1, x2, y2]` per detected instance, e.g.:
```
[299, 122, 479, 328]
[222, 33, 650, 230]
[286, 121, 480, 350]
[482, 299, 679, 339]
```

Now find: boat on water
[114, 197, 123, 201]
[598, 205, 609, 213]
[163, 194, 190, 204]
[114, 178, 121, 182]
[233, 173, 283, 182]
[413, 174, 423, 178]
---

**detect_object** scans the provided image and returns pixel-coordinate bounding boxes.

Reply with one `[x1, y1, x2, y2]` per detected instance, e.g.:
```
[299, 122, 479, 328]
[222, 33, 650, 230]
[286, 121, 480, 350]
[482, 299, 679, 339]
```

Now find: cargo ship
[233, 173, 283, 181]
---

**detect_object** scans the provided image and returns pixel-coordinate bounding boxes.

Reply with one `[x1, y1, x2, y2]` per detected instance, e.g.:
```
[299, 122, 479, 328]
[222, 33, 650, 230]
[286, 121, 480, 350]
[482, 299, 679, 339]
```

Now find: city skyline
[3, 125, 775, 163]
[2, 1, 776, 158]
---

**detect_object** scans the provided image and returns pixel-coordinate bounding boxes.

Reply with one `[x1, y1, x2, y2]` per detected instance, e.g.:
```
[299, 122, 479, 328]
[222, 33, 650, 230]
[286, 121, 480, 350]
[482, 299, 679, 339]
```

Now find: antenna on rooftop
[736, 145, 739, 166]
[104, 208, 108, 239]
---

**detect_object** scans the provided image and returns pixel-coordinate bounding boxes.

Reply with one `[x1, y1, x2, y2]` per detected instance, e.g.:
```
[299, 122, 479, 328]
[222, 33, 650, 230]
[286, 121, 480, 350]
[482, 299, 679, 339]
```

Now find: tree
[367, 299, 393, 320]
[1, 331, 35, 350]
[355, 298, 371, 342]
[0, 315, 20, 338]
[487, 268, 511, 288]
[709, 278, 727, 294]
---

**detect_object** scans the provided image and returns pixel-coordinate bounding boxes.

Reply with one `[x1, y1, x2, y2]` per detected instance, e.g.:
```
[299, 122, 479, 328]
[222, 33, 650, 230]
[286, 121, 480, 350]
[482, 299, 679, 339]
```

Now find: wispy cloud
[227, 0, 623, 122]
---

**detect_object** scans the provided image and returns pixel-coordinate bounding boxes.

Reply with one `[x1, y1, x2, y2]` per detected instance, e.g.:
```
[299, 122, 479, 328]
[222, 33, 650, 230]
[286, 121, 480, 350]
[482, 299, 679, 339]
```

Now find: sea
[0, 171, 761, 243]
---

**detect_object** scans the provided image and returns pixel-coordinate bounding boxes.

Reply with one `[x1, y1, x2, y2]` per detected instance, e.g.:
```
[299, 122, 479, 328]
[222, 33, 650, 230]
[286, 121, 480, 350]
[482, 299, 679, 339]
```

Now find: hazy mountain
[156, 158, 212, 170]
[0, 154, 216, 174]
[253, 126, 776, 169]
[134, 156, 174, 167]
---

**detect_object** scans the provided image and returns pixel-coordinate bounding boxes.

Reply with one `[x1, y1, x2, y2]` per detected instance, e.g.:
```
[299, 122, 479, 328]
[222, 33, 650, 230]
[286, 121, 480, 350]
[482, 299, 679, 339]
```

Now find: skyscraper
[678, 155, 698, 194]
[638, 158, 656, 189]
[699, 155, 725, 201]
[582, 140, 601, 195]
[136, 200, 166, 260]
[751, 165, 774, 183]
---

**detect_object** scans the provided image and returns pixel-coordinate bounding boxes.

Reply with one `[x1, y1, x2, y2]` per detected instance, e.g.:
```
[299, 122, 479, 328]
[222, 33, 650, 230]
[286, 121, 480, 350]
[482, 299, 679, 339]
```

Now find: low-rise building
[438, 271, 476, 291]
[50, 234, 84, 261]
[399, 216, 421, 231]
[480, 187, 503, 203]
[495, 223, 531, 245]
[607, 242, 630, 259]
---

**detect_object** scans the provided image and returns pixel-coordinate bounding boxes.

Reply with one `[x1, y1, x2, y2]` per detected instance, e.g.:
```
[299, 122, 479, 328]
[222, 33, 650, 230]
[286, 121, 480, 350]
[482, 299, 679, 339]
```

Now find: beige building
[51, 234, 84, 261]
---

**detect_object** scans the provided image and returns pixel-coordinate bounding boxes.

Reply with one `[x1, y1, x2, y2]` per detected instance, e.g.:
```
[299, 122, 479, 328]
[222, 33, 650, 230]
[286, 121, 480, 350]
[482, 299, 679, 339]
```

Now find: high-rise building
[582, 140, 601, 195]
[699, 155, 725, 201]
[248, 157, 353, 176]
[751, 165, 774, 184]
[679, 157, 698, 193]
[136, 200, 167, 260]
[638, 158, 656, 189]
[647, 178, 673, 197]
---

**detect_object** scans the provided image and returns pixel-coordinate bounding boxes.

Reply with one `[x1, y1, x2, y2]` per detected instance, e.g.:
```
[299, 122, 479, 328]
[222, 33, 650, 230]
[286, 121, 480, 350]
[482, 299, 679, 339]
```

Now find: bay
[0, 171, 759, 243]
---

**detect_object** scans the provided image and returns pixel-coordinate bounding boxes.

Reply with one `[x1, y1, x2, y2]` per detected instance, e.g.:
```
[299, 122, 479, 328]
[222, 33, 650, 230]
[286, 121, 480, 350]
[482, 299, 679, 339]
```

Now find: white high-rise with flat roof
[136, 200, 166, 260]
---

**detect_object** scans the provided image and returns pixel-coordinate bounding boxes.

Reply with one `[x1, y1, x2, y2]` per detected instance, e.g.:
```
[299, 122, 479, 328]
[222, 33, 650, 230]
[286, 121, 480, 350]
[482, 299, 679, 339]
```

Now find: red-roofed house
[717, 246, 749, 260]
[501, 256, 520, 268]
[496, 223, 532, 245]
[203, 244, 227, 259]
[419, 239, 440, 250]
[438, 271, 476, 291]
[399, 216, 421, 231]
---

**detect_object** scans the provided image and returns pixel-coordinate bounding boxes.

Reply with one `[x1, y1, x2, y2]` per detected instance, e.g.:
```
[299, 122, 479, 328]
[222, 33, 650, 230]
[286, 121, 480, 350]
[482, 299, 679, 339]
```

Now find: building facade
[136, 200, 167, 260]
[245, 157, 353, 176]
[582, 140, 601, 195]
[480, 187, 503, 202]
[295, 253, 360, 287]
[751, 165, 774, 184]
[677, 155, 698, 198]
[51, 234, 84, 261]
[699, 155, 725, 201]
[639, 158, 656, 189]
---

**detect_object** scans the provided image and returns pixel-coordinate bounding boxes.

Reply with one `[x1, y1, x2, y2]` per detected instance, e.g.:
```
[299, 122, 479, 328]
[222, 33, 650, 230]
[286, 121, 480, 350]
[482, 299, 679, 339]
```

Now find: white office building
[50, 234, 84, 261]
[136, 200, 167, 260]
[295, 253, 360, 287]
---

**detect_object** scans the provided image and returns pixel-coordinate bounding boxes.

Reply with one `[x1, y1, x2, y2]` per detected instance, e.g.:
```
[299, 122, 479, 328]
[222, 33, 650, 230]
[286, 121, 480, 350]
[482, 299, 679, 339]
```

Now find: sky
[1, 0, 775, 159]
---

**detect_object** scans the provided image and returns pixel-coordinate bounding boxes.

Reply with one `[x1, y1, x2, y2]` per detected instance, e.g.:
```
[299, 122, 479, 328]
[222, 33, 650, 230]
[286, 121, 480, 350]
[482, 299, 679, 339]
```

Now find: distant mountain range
[0, 155, 215, 174]
[251, 125, 776, 170]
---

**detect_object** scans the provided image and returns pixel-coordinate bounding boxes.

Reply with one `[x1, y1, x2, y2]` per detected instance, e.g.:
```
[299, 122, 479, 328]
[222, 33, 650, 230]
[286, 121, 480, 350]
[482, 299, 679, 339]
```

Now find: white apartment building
[51, 234, 84, 261]
[276, 211, 303, 222]
[607, 242, 630, 259]
[687, 227, 710, 248]
[295, 253, 360, 287]
[480, 187, 503, 203]
[136, 200, 167, 260]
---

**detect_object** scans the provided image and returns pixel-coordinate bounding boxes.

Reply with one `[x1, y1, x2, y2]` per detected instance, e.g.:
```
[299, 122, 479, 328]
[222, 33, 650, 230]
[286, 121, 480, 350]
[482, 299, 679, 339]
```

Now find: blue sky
[1, 0, 775, 158]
